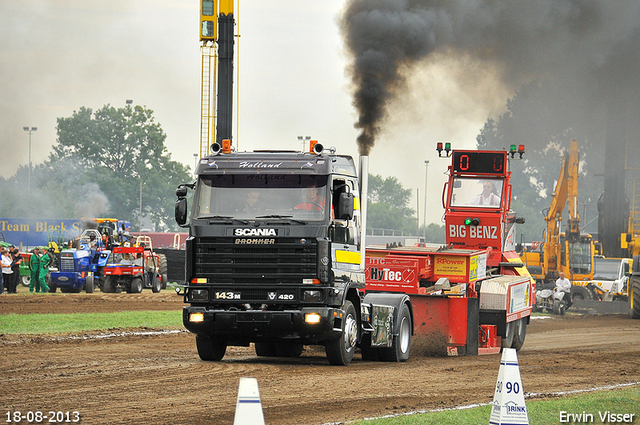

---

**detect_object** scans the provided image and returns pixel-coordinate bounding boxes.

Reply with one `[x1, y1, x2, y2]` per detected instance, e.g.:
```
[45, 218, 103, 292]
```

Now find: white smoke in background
[74, 183, 110, 219]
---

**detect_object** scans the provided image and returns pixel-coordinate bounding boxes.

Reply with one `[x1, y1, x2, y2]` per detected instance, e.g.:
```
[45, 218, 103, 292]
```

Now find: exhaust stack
[359, 155, 369, 268]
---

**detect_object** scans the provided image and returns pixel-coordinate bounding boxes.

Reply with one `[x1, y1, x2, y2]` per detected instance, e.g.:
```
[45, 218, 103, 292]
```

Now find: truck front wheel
[196, 335, 227, 361]
[325, 300, 358, 366]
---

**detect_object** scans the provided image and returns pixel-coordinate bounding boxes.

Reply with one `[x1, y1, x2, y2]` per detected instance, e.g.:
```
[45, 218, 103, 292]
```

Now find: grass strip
[351, 386, 640, 425]
[0, 310, 182, 335]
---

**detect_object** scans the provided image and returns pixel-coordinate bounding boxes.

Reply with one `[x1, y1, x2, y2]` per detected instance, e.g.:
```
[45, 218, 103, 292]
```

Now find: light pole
[297, 135, 310, 152]
[22, 126, 37, 193]
[423, 160, 429, 239]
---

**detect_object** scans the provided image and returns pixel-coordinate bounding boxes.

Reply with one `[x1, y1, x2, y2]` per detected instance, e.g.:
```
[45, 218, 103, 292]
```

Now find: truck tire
[631, 276, 640, 319]
[502, 320, 515, 349]
[129, 277, 143, 294]
[379, 303, 412, 362]
[511, 318, 527, 351]
[571, 285, 592, 301]
[102, 276, 113, 293]
[325, 300, 358, 366]
[85, 275, 95, 293]
[196, 335, 227, 361]
[21, 275, 30, 287]
[255, 342, 276, 357]
[275, 342, 304, 357]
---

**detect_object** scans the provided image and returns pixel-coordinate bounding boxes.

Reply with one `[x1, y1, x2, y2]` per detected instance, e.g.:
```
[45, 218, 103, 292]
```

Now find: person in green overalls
[38, 247, 51, 293]
[28, 246, 41, 293]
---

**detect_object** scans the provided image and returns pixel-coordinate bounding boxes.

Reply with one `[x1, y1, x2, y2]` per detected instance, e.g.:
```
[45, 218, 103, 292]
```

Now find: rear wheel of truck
[196, 335, 227, 361]
[85, 275, 95, 293]
[511, 318, 527, 351]
[631, 276, 640, 319]
[325, 300, 358, 366]
[275, 342, 303, 357]
[102, 277, 113, 293]
[128, 277, 143, 293]
[379, 303, 412, 362]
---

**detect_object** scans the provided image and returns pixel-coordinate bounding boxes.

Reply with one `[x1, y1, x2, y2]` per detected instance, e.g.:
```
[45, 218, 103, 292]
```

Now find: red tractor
[102, 237, 167, 293]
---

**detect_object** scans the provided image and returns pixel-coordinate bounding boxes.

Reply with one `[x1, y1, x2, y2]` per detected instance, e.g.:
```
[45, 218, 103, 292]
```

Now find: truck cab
[176, 143, 375, 365]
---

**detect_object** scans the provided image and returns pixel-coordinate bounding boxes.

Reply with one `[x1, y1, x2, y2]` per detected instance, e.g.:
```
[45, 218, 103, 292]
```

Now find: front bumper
[50, 272, 85, 289]
[183, 306, 342, 344]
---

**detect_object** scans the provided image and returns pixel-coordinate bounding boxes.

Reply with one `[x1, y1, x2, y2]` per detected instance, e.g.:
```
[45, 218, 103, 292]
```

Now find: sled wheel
[511, 318, 527, 351]
[502, 320, 516, 349]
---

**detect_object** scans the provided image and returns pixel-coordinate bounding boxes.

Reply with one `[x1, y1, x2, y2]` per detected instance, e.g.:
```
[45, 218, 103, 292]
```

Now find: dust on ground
[1, 290, 639, 424]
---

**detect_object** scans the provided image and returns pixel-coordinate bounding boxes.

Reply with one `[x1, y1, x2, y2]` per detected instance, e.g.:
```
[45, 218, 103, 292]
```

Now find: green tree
[47, 104, 191, 230]
[367, 174, 416, 233]
[477, 80, 604, 243]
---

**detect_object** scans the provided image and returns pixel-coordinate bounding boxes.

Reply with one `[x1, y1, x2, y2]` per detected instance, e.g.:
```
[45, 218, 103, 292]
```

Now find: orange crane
[520, 139, 595, 291]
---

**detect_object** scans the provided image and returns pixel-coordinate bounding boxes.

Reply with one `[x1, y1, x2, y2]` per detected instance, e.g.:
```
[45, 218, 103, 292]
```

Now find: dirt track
[2, 291, 640, 425]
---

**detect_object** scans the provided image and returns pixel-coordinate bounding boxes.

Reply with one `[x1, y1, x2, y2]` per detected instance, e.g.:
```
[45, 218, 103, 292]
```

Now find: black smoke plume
[340, 0, 640, 157]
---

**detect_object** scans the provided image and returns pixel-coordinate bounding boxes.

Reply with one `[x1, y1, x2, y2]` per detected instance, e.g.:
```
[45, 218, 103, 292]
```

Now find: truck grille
[60, 254, 75, 271]
[194, 237, 317, 284]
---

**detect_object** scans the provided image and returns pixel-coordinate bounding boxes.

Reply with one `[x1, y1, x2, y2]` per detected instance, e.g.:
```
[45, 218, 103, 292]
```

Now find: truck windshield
[450, 177, 503, 208]
[194, 174, 329, 221]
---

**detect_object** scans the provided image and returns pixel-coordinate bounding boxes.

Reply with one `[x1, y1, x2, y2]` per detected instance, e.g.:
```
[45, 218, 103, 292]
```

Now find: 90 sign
[452, 151, 507, 175]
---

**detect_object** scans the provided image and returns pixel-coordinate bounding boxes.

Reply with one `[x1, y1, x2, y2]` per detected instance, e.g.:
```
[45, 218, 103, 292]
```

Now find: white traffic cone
[233, 377, 266, 425]
[489, 348, 529, 425]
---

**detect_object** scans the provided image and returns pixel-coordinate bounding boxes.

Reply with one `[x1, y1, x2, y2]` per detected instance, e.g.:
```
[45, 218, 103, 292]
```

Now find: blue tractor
[49, 229, 111, 293]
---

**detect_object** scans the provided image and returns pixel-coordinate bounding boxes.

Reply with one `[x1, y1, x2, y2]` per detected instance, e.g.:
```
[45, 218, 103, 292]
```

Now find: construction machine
[520, 139, 595, 298]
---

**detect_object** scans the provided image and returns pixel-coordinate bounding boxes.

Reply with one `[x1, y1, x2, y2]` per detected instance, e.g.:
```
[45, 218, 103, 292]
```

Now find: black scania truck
[175, 141, 411, 365]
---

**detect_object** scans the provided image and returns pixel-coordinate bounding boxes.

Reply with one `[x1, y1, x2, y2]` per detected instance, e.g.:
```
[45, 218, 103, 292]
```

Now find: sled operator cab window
[193, 174, 330, 221]
[450, 177, 503, 209]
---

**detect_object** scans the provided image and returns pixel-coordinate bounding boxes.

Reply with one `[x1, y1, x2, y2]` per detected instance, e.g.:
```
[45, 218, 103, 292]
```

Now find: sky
[1, 0, 515, 226]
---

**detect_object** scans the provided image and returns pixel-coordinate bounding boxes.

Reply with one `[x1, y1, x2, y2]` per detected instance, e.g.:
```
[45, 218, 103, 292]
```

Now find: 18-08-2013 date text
[5, 411, 80, 423]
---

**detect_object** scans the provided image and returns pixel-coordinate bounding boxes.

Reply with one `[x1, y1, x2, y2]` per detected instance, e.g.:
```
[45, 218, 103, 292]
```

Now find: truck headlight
[302, 290, 322, 302]
[189, 289, 209, 302]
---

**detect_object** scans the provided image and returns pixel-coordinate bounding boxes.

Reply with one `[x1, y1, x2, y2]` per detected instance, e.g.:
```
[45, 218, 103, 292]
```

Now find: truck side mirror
[176, 186, 188, 197]
[175, 198, 188, 226]
[336, 192, 354, 220]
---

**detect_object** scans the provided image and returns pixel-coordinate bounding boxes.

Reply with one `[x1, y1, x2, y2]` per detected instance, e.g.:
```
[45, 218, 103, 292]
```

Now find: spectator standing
[38, 247, 51, 293]
[29, 247, 42, 293]
[1, 248, 13, 294]
[9, 246, 22, 294]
